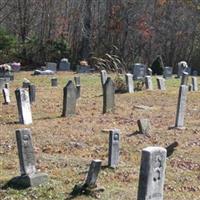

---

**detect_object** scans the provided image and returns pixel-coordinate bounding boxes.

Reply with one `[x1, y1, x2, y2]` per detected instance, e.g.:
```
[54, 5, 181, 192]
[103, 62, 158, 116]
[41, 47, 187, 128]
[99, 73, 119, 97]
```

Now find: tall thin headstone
[2, 88, 11, 104]
[62, 80, 77, 116]
[15, 88, 32, 125]
[191, 77, 198, 91]
[103, 77, 115, 113]
[125, 73, 134, 93]
[180, 71, 189, 85]
[175, 85, 188, 129]
[108, 129, 120, 168]
[74, 76, 81, 98]
[156, 77, 166, 90]
[137, 147, 167, 200]
[100, 70, 108, 87]
[145, 76, 153, 90]
[28, 84, 36, 103]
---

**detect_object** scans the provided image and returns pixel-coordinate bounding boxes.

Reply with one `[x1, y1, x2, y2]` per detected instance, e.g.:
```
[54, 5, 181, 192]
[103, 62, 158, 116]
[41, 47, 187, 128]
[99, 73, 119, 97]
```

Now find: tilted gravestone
[180, 71, 189, 85]
[74, 76, 81, 98]
[156, 77, 166, 90]
[9, 129, 48, 188]
[15, 88, 32, 125]
[51, 77, 58, 87]
[132, 63, 146, 80]
[62, 80, 77, 116]
[103, 77, 115, 113]
[137, 147, 167, 200]
[145, 76, 153, 90]
[174, 85, 188, 129]
[125, 73, 134, 93]
[28, 84, 36, 104]
[100, 70, 108, 87]
[2, 88, 11, 104]
[137, 119, 151, 135]
[108, 129, 120, 168]
[59, 58, 70, 71]
[163, 66, 172, 79]
[191, 77, 198, 91]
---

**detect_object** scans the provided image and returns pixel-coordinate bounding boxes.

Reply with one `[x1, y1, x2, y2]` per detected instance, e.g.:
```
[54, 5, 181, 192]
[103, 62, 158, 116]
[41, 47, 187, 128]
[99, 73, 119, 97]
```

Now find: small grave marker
[163, 66, 172, 79]
[22, 79, 31, 88]
[191, 77, 198, 91]
[145, 76, 153, 90]
[28, 84, 36, 103]
[137, 119, 151, 135]
[2, 88, 11, 104]
[156, 77, 166, 90]
[74, 76, 81, 98]
[51, 77, 58, 87]
[125, 73, 134, 93]
[59, 58, 70, 71]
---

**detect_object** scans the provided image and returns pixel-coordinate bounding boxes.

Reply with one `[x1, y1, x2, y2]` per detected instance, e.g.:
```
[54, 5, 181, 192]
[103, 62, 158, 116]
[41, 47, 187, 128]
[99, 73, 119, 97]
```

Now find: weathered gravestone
[132, 63, 146, 80]
[74, 76, 81, 98]
[28, 84, 36, 103]
[59, 58, 70, 71]
[180, 71, 189, 85]
[103, 77, 115, 113]
[177, 61, 190, 78]
[9, 129, 48, 188]
[147, 68, 152, 76]
[145, 76, 153, 90]
[0, 78, 6, 90]
[51, 77, 58, 87]
[46, 62, 57, 71]
[22, 79, 31, 88]
[137, 147, 167, 200]
[100, 70, 108, 87]
[15, 88, 32, 125]
[191, 77, 198, 91]
[137, 119, 151, 135]
[188, 84, 193, 92]
[108, 129, 120, 168]
[156, 77, 166, 90]
[174, 85, 188, 129]
[2, 88, 11, 104]
[62, 80, 77, 116]
[163, 66, 173, 79]
[125, 73, 134, 93]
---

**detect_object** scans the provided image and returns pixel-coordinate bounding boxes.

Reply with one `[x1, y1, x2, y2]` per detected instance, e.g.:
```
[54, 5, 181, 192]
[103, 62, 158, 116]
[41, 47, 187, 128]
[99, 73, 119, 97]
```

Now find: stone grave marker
[145, 76, 153, 90]
[108, 129, 120, 168]
[177, 61, 190, 77]
[103, 77, 115, 113]
[137, 119, 151, 135]
[28, 84, 36, 103]
[100, 70, 108, 87]
[74, 76, 81, 98]
[192, 70, 198, 76]
[163, 66, 172, 79]
[51, 77, 58, 87]
[9, 129, 48, 188]
[62, 80, 77, 116]
[174, 85, 188, 129]
[188, 84, 193, 91]
[147, 68, 152, 76]
[59, 58, 70, 71]
[46, 62, 57, 71]
[137, 146, 167, 200]
[132, 63, 146, 80]
[2, 88, 11, 104]
[180, 71, 189, 85]
[191, 77, 198, 91]
[125, 73, 134, 93]
[156, 77, 166, 90]
[22, 78, 31, 88]
[15, 88, 32, 125]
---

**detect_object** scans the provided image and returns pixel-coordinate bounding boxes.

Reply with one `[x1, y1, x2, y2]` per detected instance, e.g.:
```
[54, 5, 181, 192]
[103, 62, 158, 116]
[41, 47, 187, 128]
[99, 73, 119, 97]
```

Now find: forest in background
[0, 0, 200, 71]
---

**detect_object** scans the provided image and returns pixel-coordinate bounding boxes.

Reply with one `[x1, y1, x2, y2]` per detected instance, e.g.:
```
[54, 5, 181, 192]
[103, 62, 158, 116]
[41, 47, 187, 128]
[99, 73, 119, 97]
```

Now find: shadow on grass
[35, 115, 63, 121]
[126, 131, 141, 137]
[4, 121, 19, 125]
[1, 177, 29, 190]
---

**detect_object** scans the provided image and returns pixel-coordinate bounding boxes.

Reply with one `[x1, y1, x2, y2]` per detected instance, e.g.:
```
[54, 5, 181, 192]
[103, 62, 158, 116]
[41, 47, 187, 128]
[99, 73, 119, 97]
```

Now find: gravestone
[2, 88, 11, 104]
[28, 84, 36, 103]
[147, 68, 152, 76]
[10, 129, 48, 188]
[145, 76, 153, 90]
[156, 77, 166, 90]
[180, 71, 189, 85]
[132, 63, 146, 80]
[192, 70, 198, 76]
[163, 66, 172, 79]
[108, 129, 120, 168]
[59, 58, 70, 71]
[125, 73, 134, 93]
[137, 119, 151, 135]
[46, 62, 57, 71]
[103, 77, 115, 113]
[177, 61, 189, 77]
[15, 88, 32, 125]
[188, 84, 193, 91]
[74, 76, 81, 98]
[85, 159, 102, 187]
[51, 77, 58, 87]
[100, 70, 108, 87]
[137, 147, 167, 200]
[62, 80, 77, 116]
[191, 77, 198, 91]
[175, 85, 188, 129]
[22, 79, 31, 88]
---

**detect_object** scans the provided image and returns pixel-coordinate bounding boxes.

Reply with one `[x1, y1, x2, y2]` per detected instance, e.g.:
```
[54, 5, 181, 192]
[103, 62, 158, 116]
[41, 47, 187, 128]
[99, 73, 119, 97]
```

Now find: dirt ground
[0, 72, 200, 200]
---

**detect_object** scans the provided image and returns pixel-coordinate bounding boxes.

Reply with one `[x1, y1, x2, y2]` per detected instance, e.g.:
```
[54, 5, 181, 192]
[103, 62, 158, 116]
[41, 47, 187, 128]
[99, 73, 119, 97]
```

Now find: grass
[0, 72, 200, 200]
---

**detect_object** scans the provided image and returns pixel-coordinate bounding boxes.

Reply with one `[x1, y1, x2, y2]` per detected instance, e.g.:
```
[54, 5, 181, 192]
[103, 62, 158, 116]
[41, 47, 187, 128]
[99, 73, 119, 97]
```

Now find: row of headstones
[7, 128, 166, 200]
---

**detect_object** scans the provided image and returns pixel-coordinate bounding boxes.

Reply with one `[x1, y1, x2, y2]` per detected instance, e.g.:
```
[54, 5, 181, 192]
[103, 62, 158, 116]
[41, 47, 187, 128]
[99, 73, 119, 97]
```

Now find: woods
[0, 0, 200, 71]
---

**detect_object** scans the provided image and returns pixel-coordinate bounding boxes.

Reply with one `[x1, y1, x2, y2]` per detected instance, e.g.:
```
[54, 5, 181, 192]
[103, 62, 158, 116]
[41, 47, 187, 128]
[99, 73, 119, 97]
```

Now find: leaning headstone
[145, 76, 153, 90]
[191, 77, 198, 91]
[103, 77, 115, 113]
[137, 119, 151, 135]
[174, 85, 188, 129]
[74, 76, 81, 98]
[59, 58, 70, 71]
[9, 129, 48, 188]
[132, 63, 146, 80]
[156, 77, 166, 90]
[147, 68, 152, 76]
[28, 84, 36, 103]
[163, 66, 172, 79]
[137, 147, 167, 200]
[108, 129, 120, 168]
[22, 78, 31, 88]
[180, 71, 189, 85]
[100, 70, 108, 87]
[15, 88, 32, 125]
[125, 73, 134, 93]
[2, 88, 11, 104]
[51, 77, 58, 87]
[62, 80, 77, 116]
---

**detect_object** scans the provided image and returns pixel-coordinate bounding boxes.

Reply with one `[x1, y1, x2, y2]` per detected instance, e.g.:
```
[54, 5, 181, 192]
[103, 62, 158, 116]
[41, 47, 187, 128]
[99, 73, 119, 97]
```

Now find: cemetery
[0, 69, 199, 200]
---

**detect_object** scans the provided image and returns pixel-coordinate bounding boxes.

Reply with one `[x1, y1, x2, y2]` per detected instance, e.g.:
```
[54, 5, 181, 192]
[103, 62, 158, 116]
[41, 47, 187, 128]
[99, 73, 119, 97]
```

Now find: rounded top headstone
[61, 58, 69, 63]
